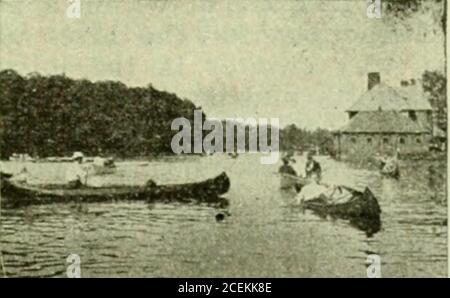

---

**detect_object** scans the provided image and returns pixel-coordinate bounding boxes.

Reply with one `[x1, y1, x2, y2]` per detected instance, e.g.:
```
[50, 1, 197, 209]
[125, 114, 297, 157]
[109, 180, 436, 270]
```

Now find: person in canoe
[296, 173, 352, 205]
[305, 151, 321, 180]
[279, 157, 297, 176]
[279, 157, 304, 191]
[284, 150, 296, 164]
[296, 173, 327, 203]
[65, 152, 88, 188]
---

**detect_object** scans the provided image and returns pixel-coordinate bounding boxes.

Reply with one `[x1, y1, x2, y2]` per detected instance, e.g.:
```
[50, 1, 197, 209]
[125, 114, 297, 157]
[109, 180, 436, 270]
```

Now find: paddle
[276, 172, 308, 183]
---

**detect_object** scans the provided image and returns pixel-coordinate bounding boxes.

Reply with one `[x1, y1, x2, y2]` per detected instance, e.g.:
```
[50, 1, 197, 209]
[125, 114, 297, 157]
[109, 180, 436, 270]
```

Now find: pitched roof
[397, 84, 432, 110]
[346, 83, 432, 112]
[338, 110, 429, 134]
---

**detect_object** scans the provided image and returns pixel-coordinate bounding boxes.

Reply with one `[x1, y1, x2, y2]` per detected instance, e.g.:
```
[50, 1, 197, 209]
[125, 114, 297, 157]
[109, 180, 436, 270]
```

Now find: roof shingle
[346, 83, 432, 112]
[338, 110, 430, 134]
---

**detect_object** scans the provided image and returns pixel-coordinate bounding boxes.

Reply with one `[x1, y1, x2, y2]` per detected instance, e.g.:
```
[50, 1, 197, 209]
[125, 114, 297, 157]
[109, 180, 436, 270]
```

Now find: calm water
[0, 154, 447, 277]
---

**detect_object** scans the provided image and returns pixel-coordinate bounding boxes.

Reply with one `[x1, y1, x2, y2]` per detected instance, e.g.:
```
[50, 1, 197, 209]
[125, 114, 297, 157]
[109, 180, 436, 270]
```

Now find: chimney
[368, 72, 380, 90]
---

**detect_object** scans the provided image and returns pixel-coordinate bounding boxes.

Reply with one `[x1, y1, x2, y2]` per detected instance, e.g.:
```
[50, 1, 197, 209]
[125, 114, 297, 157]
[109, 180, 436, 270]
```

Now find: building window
[409, 111, 417, 121]
[399, 137, 405, 144]
[367, 138, 372, 144]
[350, 137, 356, 144]
[383, 138, 389, 144]
[349, 112, 357, 119]
[416, 138, 422, 144]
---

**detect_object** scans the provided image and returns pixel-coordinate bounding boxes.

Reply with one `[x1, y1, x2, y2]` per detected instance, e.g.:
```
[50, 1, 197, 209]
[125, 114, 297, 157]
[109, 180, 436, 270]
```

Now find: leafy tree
[422, 70, 447, 131]
[0, 69, 203, 159]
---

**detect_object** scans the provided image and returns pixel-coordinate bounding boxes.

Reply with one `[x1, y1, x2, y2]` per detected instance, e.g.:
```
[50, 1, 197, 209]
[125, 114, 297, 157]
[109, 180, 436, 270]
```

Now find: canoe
[0, 171, 230, 207]
[301, 186, 381, 236]
[301, 186, 381, 220]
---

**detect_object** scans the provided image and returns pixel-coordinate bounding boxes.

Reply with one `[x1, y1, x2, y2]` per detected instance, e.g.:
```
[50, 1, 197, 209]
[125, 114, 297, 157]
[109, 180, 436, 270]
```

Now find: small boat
[301, 185, 381, 221]
[0, 172, 230, 207]
[301, 185, 381, 236]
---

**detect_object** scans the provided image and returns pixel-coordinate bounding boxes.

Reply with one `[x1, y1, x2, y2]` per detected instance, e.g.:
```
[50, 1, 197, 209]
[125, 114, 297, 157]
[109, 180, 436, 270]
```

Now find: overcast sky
[0, 0, 445, 129]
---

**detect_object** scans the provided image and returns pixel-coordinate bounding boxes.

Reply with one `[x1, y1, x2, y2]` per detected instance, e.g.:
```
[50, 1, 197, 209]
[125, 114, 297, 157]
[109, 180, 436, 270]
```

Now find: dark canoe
[301, 186, 382, 236]
[0, 171, 230, 207]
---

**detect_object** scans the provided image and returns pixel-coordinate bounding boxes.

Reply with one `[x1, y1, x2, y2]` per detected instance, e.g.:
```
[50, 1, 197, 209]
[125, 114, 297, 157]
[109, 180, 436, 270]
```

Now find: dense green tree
[0, 70, 203, 159]
[422, 70, 447, 131]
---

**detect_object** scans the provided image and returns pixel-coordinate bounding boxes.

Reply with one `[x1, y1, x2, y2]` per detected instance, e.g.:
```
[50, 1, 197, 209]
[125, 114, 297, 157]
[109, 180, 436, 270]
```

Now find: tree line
[0, 69, 335, 159]
[0, 69, 204, 159]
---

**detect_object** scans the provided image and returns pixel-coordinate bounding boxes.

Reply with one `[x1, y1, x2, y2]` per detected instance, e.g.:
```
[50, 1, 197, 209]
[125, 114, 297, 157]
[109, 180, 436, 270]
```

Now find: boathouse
[334, 72, 436, 157]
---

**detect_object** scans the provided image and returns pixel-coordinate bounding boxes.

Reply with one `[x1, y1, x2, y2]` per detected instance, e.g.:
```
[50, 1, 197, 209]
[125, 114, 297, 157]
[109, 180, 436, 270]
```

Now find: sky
[0, 0, 445, 129]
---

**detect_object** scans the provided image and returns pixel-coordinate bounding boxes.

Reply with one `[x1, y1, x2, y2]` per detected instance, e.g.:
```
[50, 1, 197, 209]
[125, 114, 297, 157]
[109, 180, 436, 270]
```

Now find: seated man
[279, 157, 297, 176]
[305, 151, 321, 179]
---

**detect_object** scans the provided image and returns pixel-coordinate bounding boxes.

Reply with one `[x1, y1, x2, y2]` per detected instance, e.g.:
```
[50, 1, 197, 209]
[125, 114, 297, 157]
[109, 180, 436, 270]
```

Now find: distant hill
[0, 69, 205, 159]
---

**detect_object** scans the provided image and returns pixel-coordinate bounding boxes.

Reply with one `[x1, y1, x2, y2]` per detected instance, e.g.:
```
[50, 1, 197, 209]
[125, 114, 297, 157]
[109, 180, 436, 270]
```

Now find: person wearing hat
[65, 152, 88, 188]
[279, 157, 297, 177]
[305, 151, 321, 180]
[284, 151, 296, 164]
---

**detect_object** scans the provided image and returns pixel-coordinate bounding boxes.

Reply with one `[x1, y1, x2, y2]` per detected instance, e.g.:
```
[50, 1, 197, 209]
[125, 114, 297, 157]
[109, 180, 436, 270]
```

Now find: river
[0, 153, 447, 277]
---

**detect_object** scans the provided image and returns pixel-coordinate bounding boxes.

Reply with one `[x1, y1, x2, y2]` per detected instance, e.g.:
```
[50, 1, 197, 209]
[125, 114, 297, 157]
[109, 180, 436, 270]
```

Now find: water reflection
[0, 153, 446, 277]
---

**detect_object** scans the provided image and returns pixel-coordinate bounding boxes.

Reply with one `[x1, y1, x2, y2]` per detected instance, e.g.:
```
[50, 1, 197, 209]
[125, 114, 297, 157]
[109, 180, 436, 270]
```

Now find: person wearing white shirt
[296, 173, 328, 204]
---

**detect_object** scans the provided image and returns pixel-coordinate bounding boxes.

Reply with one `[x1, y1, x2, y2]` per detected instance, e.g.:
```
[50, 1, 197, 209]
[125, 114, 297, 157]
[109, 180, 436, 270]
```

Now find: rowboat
[302, 185, 380, 219]
[0, 171, 230, 207]
[301, 185, 381, 235]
